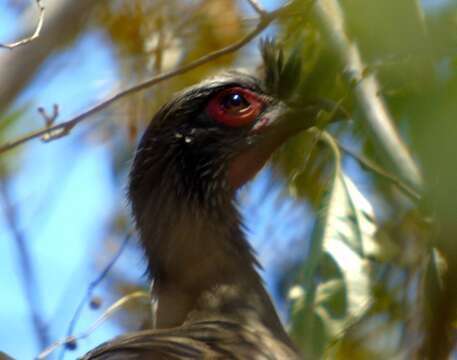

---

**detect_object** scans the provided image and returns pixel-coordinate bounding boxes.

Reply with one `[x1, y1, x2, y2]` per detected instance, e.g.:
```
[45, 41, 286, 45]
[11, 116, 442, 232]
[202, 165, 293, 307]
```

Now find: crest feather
[260, 38, 302, 101]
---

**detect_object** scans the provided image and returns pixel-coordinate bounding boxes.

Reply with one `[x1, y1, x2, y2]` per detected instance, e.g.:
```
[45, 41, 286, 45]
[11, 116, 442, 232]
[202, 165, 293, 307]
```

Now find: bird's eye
[207, 87, 264, 127]
[221, 93, 250, 113]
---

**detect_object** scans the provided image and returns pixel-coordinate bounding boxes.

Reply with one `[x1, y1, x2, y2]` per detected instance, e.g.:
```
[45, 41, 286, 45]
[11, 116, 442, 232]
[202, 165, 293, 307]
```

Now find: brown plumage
[83, 320, 298, 359]
[82, 41, 316, 360]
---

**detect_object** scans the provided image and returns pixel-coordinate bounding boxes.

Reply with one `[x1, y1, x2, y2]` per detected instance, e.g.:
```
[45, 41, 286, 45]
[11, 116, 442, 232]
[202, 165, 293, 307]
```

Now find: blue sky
[0, 7, 128, 356]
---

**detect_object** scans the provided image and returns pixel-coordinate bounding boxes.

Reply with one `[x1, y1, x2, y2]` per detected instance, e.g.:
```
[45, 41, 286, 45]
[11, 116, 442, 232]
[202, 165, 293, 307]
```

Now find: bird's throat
[228, 124, 300, 189]
[139, 198, 295, 350]
[138, 193, 262, 328]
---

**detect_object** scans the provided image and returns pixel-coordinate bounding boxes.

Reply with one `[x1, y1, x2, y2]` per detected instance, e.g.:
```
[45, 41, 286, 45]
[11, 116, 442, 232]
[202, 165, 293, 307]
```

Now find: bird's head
[129, 40, 318, 219]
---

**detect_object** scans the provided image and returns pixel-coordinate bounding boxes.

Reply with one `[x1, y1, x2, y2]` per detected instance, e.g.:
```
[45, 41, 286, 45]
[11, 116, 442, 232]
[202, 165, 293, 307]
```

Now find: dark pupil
[222, 93, 249, 110]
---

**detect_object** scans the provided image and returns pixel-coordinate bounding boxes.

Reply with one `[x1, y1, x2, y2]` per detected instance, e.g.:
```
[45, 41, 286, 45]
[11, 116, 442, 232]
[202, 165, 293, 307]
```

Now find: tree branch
[37, 291, 149, 360]
[57, 233, 131, 360]
[0, 2, 290, 155]
[312, 0, 423, 192]
[0, 0, 45, 50]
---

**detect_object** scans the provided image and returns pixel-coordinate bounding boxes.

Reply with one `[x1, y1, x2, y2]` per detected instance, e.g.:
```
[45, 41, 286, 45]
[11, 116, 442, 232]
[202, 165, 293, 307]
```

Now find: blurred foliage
[2, 0, 457, 358]
[96, 0, 245, 143]
[289, 132, 381, 358]
[274, 0, 457, 357]
[0, 105, 29, 177]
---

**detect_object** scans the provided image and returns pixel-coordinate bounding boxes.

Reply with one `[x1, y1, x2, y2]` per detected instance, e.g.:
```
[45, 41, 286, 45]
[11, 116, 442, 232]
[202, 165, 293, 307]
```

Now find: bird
[81, 40, 320, 360]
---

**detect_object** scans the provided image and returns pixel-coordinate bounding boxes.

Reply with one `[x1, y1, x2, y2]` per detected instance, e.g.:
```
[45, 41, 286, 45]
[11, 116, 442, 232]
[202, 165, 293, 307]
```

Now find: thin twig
[0, 176, 50, 349]
[334, 139, 421, 202]
[307, 128, 421, 202]
[0, 3, 290, 155]
[313, 0, 423, 192]
[57, 233, 132, 360]
[0, 0, 45, 50]
[37, 291, 149, 360]
[246, 0, 267, 16]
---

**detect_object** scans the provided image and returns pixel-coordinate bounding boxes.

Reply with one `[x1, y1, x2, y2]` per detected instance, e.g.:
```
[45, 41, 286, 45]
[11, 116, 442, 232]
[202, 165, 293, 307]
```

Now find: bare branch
[0, 0, 45, 50]
[0, 176, 49, 349]
[58, 233, 131, 360]
[0, 4, 290, 155]
[37, 291, 149, 360]
[36, 104, 70, 142]
[313, 0, 423, 192]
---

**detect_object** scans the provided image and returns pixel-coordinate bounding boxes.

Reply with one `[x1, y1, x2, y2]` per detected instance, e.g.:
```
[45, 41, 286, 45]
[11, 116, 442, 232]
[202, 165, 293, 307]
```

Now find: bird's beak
[227, 40, 349, 189]
[227, 102, 320, 190]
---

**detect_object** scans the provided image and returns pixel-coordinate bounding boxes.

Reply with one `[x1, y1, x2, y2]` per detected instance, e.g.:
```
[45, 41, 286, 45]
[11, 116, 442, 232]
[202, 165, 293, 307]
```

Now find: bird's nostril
[252, 116, 270, 132]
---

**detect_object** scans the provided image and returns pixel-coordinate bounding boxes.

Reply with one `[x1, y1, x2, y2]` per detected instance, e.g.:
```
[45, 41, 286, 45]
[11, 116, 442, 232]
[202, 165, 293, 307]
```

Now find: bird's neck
[136, 191, 293, 347]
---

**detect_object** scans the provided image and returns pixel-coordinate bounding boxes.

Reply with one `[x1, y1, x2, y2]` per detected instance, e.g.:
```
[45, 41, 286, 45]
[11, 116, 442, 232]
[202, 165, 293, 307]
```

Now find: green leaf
[0, 105, 30, 177]
[289, 132, 377, 358]
[0, 105, 28, 138]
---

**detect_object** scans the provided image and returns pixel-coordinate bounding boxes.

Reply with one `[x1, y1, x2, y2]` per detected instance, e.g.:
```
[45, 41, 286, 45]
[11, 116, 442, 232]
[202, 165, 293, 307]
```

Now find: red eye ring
[206, 87, 264, 127]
